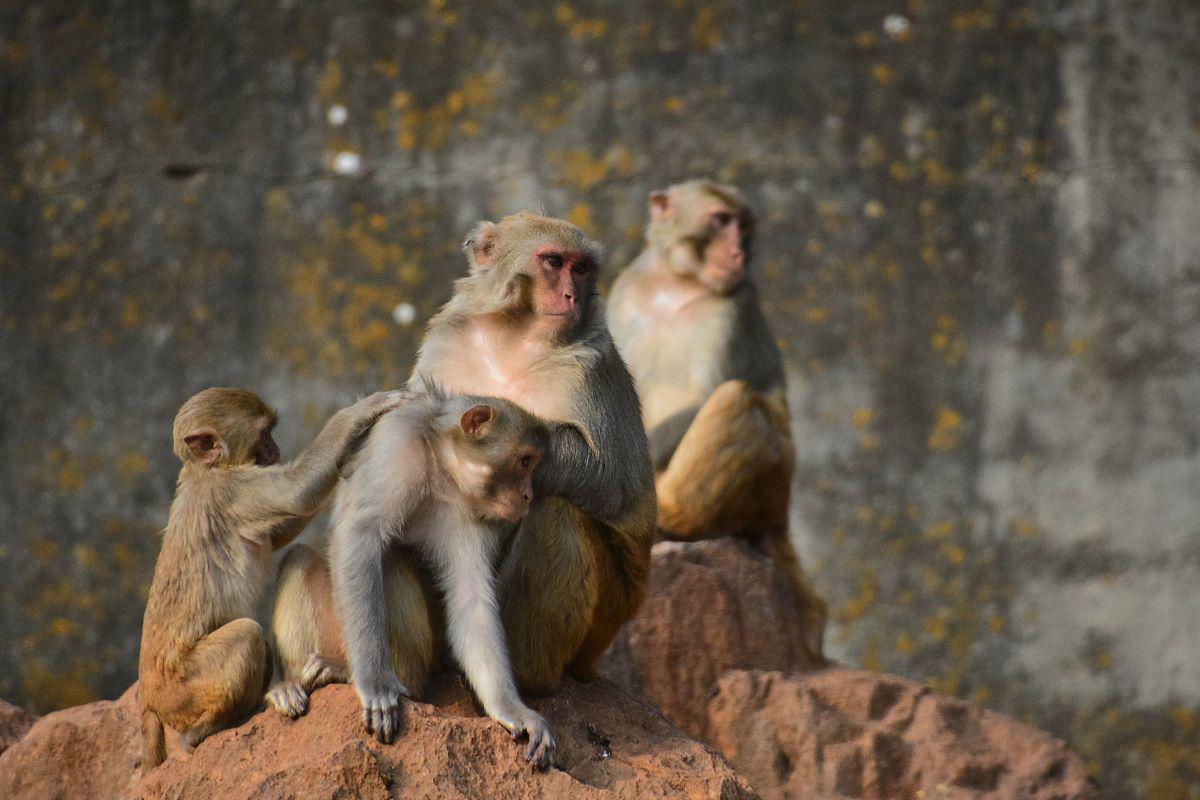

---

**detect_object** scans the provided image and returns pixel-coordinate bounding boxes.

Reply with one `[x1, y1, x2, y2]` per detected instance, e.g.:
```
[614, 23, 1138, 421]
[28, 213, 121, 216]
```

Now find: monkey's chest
[622, 301, 734, 428]
[431, 344, 576, 422]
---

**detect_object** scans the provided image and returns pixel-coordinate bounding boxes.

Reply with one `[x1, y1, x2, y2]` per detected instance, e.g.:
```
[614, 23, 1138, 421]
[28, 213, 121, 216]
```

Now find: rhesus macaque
[137, 387, 401, 769]
[415, 213, 656, 690]
[607, 179, 827, 659]
[269, 390, 556, 768]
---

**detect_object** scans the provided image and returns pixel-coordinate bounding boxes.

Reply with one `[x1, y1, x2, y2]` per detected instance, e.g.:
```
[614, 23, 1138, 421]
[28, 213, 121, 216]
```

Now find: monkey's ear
[649, 190, 672, 222]
[460, 405, 495, 438]
[183, 428, 225, 464]
[463, 221, 499, 272]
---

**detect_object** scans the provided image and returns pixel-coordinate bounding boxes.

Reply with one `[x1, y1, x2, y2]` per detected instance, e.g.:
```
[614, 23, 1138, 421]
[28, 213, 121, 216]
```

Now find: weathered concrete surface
[1, 2, 1198, 798]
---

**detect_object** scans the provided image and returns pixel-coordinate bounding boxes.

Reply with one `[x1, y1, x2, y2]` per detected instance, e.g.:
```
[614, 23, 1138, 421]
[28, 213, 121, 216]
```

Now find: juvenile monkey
[137, 387, 401, 769]
[267, 390, 555, 768]
[608, 179, 827, 659]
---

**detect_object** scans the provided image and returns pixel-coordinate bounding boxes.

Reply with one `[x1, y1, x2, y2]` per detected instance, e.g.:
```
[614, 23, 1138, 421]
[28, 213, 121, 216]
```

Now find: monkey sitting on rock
[608, 179, 827, 660]
[137, 387, 402, 768]
[268, 387, 557, 768]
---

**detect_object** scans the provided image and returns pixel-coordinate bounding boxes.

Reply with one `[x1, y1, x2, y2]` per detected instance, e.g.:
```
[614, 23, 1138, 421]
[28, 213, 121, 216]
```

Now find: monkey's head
[435, 395, 546, 523]
[461, 212, 602, 340]
[646, 179, 754, 295]
[172, 388, 281, 469]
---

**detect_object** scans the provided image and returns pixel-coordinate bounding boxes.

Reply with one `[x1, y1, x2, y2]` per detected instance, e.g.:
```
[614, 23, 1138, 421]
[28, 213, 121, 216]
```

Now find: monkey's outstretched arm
[234, 392, 403, 539]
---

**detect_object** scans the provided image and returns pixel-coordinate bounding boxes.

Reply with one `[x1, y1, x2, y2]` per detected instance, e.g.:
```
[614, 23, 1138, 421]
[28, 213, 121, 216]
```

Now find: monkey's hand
[494, 704, 556, 771]
[355, 672, 409, 744]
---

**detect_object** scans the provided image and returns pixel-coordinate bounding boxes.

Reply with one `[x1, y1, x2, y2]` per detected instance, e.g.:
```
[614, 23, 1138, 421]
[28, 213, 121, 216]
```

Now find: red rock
[598, 539, 823, 738]
[599, 540, 1099, 799]
[0, 684, 142, 799]
[0, 677, 757, 800]
[705, 669, 1098, 800]
[0, 698, 36, 756]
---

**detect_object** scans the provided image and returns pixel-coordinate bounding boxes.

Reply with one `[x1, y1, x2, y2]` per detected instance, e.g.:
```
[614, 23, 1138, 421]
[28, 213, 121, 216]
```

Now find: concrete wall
[1, 1, 1197, 796]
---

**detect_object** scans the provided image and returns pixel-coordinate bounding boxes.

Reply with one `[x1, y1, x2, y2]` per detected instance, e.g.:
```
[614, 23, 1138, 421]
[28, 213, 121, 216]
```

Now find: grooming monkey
[608, 179, 827, 659]
[269, 390, 555, 768]
[137, 388, 402, 768]
[270, 213, 656, 712]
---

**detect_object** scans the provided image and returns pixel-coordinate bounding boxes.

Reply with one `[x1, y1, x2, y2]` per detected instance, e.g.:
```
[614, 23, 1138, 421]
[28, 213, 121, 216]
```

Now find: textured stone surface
[599, 539, 823, 739]
[0, 679, 757, 800]
[706, 669, 1097, 800]
[2, 2, 1199, 797]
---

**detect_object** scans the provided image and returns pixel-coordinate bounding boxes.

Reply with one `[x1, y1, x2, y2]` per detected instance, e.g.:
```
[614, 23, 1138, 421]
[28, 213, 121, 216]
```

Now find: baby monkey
[138, 387, 402, 768]
[268, 388, 556, 769]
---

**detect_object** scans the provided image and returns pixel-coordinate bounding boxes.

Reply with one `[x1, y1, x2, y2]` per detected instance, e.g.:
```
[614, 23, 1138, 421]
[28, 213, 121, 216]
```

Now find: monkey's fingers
[380, 702, 401, 744]
[524, 726, 556, 771]
[362, 704, 375, 735]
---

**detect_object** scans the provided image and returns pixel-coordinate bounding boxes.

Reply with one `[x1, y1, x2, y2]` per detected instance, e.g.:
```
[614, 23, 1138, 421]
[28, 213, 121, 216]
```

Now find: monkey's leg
[381, 546, 440, 699]
[268, 544, 348, 717]
[566, 533, 637, 682]
[162, 618, 267, 749]
[656, 379, 793, 539]
[498, 499, 599, 694]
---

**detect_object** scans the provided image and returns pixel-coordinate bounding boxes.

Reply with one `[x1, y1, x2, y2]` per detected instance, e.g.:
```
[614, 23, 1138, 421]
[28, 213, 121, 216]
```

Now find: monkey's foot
[300, 653, 349, 692]
[494, 705, 557, 771]
[265, 680, 309, 719]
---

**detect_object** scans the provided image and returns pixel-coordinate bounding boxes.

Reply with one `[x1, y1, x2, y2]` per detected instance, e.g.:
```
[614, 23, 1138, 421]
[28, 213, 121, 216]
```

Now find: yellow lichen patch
[871, 64, 896, 85]
[57, 459, 85, 492]
[117, 452, 149, 483]
[119, 298, 142, 328]
[47, 273, 81, 302]
[928, 406, 963, 450]
[690, 6, 722, 51]
[315, 61, 343, 105]
[567, 202, 594, 233]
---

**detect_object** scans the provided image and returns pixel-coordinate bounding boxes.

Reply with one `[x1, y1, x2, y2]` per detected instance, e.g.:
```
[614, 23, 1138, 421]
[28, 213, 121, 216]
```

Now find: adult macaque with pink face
[409, 213, 656, 694]
[608, 179, 827, 660]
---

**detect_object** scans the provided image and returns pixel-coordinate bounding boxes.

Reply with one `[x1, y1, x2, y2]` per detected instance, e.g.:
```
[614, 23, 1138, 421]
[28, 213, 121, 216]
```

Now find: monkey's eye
[712, 212, 733, 227]
[571, 261, 593, 276]
[519, 454, 534, 470]
[543, 254, 564, 270]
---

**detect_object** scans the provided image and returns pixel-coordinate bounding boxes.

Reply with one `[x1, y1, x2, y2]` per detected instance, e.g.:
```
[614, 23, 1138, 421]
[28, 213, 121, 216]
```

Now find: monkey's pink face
[485, 446, 542, 522]
[696, 207, 751, 294]
[529, 247, 597, 334]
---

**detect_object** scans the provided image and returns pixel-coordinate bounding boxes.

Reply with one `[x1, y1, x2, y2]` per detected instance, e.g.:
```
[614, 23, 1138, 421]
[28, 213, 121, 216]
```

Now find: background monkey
[269, 390, 555, 768]
[607, 179, 827, 659]
[137, 387, 401, 769]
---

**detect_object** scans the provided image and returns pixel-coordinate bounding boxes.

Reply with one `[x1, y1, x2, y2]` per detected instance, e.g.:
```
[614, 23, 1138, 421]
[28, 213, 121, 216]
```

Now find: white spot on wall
[333, 151, 361, 175]
[392, 302, 416, 326]
[327, 104, 348, 126]
[883, 14, 911, 40]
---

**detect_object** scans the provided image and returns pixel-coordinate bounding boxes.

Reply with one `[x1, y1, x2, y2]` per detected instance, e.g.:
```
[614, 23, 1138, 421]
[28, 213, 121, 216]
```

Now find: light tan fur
[137, 388, 400, 769]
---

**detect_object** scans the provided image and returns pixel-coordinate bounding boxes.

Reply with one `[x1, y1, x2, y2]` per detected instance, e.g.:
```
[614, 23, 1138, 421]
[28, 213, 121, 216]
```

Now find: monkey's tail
[140, 707, 166, 769]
